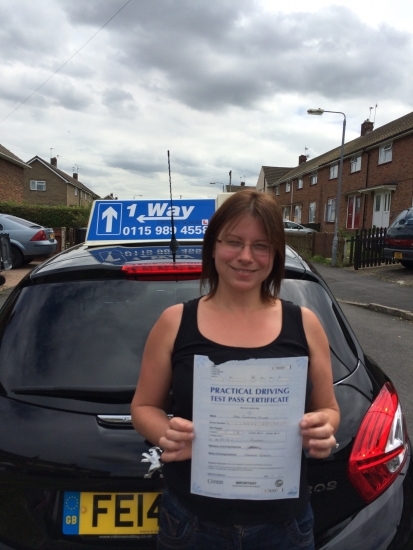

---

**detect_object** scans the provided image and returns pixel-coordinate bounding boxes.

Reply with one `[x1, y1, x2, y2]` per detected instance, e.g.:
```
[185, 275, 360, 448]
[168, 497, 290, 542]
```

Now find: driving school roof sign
[86, 198, 216, 245]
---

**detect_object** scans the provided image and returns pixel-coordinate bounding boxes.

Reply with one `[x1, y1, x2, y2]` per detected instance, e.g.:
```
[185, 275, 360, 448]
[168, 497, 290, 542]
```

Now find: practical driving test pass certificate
[191, 356, 308, 500]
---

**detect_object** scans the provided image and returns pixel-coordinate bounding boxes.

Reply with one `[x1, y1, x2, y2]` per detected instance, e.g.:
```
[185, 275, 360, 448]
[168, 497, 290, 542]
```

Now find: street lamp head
[307, 108, 324, 115]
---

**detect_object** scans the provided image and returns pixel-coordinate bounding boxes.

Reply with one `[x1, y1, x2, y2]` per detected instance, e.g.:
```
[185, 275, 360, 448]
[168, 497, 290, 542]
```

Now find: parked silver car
[284, 220, 317, 234]
[0, 214, 58, 268]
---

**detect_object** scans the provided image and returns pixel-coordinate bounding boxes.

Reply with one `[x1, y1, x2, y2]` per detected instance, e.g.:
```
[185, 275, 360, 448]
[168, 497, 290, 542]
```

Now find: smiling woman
[131, 190, 339, 550]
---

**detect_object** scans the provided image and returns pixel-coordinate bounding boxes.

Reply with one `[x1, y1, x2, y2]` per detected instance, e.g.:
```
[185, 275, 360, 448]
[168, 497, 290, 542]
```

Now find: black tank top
[162, 297, 312, 525]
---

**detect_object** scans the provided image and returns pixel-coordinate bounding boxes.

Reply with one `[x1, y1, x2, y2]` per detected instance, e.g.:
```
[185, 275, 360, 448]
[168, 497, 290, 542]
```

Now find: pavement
[314, 262, 413, 321]
[1, 259, 413, 321]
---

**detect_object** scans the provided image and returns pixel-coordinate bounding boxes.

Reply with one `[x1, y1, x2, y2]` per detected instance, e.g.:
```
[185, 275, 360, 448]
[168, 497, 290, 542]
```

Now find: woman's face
[213, 214, 274, 294]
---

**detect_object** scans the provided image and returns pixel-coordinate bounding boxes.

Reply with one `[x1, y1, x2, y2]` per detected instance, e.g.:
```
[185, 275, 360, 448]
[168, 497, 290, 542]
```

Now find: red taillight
[121, 263, 202, 280]
[348, 382, 408, 503]
[30, 230, 48, 242]
[385, 238, 413, 248]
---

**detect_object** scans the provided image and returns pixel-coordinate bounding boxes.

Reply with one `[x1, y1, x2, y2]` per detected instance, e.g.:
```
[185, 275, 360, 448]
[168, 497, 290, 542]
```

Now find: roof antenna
[167, 150, 179, 261]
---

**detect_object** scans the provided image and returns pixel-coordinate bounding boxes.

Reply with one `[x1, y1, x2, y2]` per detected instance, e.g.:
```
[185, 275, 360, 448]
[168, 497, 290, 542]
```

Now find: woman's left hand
[300, 411, 337, 458]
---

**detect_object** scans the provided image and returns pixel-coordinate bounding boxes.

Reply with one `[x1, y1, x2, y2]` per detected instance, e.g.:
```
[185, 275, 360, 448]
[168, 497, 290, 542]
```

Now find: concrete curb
[338, 299, 413, 321]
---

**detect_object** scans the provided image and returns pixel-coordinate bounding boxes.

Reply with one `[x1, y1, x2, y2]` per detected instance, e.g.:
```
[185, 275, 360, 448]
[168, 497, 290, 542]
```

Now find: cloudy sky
[1, 0, 412, 200]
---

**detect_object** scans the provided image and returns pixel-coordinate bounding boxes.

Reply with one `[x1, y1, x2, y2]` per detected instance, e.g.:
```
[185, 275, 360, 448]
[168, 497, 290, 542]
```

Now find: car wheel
[0, 275, 5, 286]
[10, 246, 24, 269]
[21, 258, 34, 266]
[400, 261, 413, 269]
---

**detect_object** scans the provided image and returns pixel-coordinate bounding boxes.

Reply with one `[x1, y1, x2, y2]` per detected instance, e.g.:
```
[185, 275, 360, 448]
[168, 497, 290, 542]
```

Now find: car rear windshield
[389, 209, 413, 228]
[2, 214, 41, 228]
[0, 278, 357, 399]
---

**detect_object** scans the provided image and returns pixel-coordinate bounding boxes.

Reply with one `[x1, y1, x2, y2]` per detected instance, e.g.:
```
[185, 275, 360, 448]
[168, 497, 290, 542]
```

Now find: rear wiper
[10, 385, 136, 403]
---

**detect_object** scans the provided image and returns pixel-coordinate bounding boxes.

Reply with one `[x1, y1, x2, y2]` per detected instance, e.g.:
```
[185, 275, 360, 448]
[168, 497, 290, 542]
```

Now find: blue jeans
[157, 489, 315, 550]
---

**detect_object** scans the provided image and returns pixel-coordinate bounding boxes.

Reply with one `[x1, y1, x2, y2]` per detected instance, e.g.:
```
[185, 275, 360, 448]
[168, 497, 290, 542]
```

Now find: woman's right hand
[159, 417, 195, 462]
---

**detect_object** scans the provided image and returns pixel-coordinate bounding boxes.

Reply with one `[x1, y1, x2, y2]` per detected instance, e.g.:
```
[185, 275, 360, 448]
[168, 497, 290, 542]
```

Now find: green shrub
[0, 201, 91, 228]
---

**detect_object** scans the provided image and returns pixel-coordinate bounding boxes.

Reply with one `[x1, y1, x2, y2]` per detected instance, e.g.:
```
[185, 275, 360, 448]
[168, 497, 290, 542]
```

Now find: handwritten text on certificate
[191, 356, 308, 500]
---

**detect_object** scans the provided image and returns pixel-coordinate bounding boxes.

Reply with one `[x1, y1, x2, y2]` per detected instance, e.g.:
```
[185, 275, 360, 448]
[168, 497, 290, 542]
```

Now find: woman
[131, 190, 340, 550]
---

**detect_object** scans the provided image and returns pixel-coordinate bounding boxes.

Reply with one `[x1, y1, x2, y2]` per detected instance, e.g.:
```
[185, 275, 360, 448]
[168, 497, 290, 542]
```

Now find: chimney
[50, 157, 57, 167]
[299, 154, 307, 165]
[73, 172, 78, 180]
[240, 181, 245, 186]
[361, 120, 374, 136]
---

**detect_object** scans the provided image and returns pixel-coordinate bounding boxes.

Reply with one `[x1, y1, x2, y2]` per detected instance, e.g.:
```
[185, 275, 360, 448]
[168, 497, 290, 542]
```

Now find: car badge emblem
[142, 446, 163, 478]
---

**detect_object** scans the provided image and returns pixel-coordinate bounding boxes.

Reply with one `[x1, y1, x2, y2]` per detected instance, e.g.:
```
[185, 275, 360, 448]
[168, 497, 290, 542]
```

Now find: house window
[283, 206, 291, 220]
[275, 185, 280, 196]
[294, 205, 302, 223]
[30, 180, 46, 191]
[310, 173, 318, 185]
[297, 178, 303, 189]
[350, 155, 361, 173]
[309, 202, 316, 223]
[329, 164, 338, 179]
[379, 143, 392, 164]
[74, 188, 78, 196]
[286, 182, 291, 193]
[325, 198, 336, 222]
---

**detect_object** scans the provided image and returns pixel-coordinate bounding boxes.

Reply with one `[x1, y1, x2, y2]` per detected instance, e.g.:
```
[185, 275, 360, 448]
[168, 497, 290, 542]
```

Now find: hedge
[0, 202, 92, 228]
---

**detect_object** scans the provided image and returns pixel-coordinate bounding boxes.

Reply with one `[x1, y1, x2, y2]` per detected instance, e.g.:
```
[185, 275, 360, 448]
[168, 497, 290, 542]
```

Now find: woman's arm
[131, 304, 194, 462]
[300, 306, 340, 458]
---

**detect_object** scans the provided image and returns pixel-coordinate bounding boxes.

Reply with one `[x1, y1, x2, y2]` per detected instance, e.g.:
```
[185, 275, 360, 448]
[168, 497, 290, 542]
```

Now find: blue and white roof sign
[86, 198, 216, 244]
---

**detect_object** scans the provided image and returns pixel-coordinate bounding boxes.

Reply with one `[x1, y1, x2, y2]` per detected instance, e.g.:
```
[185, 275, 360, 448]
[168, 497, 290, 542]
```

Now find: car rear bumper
[27, 242, 58, 257]
[384, 247, 413, 262]
[318, 453, 412, 549]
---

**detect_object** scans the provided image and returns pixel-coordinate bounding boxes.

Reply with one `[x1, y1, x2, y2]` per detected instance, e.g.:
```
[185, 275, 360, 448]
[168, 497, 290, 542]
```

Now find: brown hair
[201, 190, 285, 301]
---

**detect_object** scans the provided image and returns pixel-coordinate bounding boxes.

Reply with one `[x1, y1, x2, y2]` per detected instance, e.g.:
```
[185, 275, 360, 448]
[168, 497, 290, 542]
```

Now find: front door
[346, 195, 361, 229]
[372, 191, 391, 228]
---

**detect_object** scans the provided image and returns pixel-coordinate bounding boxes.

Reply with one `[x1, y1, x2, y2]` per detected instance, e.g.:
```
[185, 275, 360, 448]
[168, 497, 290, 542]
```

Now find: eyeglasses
[216, 238, 272, 257]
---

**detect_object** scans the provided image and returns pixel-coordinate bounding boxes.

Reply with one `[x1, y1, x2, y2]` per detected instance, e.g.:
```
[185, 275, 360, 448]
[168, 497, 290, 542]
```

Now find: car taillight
[385, 238, 413, 248]
[348, 382, 408, 503]
[30, 230, 48, 241]
[121, 263, 202, 280]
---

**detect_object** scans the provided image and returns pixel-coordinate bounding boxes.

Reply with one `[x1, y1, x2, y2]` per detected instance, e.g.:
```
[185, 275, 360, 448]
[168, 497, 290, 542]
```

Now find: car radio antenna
[167, 150, 179, 261]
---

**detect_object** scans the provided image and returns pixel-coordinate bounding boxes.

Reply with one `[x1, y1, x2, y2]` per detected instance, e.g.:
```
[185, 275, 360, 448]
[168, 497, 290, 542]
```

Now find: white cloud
[0, 0, 412, 200]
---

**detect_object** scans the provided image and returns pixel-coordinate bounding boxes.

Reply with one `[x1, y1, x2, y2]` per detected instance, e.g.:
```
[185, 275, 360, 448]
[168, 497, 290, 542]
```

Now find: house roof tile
[0, 144, 30, 168]
[26, 156, 100, 197]
[270, 110, 413, 185]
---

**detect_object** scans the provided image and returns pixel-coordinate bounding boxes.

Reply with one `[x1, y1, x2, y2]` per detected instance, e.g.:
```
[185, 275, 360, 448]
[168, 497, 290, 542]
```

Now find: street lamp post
[210, 182, 225, 192]
[307, 108, 346, 267]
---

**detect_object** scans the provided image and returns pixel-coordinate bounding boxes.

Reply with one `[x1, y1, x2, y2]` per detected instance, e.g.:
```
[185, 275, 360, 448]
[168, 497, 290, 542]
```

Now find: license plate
[62, 491, 161, 536]
[394, 252, 403, 259]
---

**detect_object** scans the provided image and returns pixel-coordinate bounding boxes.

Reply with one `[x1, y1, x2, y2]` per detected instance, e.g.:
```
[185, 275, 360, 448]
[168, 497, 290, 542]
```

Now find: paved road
[340, 302, 413, 435]
[314, 262, 413, 319]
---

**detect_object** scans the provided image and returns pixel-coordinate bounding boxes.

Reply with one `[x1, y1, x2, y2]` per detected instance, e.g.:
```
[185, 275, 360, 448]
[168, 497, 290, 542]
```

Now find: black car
[384, 208, 413, 268]
[0, 241, 412, 550]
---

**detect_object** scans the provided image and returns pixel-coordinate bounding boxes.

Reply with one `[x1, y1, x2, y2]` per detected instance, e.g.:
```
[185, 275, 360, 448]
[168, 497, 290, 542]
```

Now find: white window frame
[325, 198, 336, 222]
[74, 187, 78, 196]
[379, 143, 392, 164]
[310, 173, 318, 185]
[309, 202, 316, 223]
[275, 185, 280, 196]
[30, 180, 46, 191]
[297, 178, 303, 189]
[329, 164, 338, 179]
[283, 205, 291, 220]
[285, 182, 291, 193]
[293, 204, 302, 223]
[350, 155, 361, 173]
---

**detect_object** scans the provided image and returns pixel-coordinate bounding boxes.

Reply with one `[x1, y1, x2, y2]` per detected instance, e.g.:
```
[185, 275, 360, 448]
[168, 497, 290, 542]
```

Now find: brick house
[0, 144, 31, 202]
[258, 111, 413, 232]
[24, 156, 99, 206]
